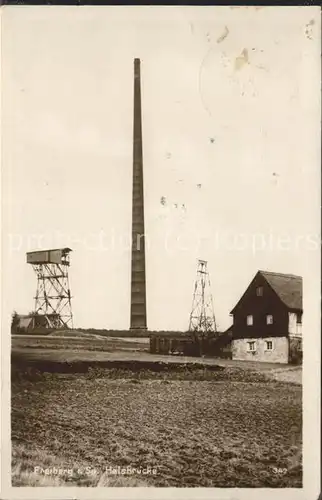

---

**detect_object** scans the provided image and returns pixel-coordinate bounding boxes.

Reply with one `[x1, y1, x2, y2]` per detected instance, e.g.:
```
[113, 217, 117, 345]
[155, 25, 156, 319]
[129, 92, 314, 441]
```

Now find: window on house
[247, 341, 256, 352]
[265, 340, 273, 351]
[266, 315, 273, 325]
[246, 315, 253, 326]
[296, 313, 302, 324]
[298, 339, 302, 351]
[256, 286, 263, 296]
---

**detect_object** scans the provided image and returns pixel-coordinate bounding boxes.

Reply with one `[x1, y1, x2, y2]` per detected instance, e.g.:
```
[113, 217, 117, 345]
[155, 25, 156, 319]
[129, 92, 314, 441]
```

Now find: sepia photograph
[1, 4, 320, 499]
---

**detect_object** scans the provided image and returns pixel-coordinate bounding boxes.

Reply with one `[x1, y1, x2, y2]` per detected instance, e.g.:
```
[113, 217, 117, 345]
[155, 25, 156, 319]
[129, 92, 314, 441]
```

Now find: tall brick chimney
[130, 58, 147, 331]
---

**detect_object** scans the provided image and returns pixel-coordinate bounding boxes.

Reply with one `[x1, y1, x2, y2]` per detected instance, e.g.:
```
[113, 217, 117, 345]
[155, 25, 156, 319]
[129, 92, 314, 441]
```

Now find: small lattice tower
[26, 248, 73, 329]
[188, 259, 217, 337]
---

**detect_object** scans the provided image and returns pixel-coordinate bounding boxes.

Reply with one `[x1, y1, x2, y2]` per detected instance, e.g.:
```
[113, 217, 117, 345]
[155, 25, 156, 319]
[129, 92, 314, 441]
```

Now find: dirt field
[11, 362, 302, 488]
[11, 333, 302, 487]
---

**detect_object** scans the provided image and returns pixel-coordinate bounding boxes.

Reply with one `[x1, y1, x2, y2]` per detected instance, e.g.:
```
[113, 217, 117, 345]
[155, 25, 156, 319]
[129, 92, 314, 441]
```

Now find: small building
[150, 333, 198, 356]
[230, 270, 302, 364]
[150, 330, 232, 358]
[13, 313, 60, 334]
[17, 315, 33, 331]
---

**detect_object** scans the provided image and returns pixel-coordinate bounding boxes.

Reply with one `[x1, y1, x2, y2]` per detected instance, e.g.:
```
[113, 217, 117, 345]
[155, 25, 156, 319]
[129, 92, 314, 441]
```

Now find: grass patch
[11, 358, 278, 383]
[11, 336, 148, 352]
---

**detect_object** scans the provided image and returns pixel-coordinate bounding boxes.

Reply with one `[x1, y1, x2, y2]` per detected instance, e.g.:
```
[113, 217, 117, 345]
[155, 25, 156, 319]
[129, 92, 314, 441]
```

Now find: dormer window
[256, 286, 263, 296]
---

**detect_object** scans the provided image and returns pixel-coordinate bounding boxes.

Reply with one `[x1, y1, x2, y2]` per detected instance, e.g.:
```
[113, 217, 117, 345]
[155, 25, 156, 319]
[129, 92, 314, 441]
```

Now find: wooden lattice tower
[188, 259, 217, 338]
[27, 248, 73, 329]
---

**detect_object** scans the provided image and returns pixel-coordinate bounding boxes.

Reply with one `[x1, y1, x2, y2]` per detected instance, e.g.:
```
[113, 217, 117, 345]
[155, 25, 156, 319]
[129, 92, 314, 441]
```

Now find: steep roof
[259, 271, 302, 311]
[18, 317, 33, 329]
[230, 270, 303, 314]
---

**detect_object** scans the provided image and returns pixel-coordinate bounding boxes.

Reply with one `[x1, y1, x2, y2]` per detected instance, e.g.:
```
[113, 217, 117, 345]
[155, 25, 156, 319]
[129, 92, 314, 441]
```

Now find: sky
[1, 6, 320, 331]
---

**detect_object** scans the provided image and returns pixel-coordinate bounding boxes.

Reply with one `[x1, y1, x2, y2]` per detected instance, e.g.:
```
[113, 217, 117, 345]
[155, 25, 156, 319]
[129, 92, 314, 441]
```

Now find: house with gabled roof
[230, 270, 303, 364]
[12, 313, 60, 334]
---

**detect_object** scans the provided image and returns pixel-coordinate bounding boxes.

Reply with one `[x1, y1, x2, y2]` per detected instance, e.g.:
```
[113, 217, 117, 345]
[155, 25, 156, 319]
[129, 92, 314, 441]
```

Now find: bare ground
[11, 337, 302, 487]
[11, 369, 302, 488]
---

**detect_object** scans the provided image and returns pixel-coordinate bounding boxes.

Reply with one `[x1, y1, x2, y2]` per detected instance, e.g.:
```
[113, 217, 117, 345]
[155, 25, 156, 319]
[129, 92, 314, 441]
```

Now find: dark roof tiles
[230, 270, 303, 314]
[259, 270, 302, 311]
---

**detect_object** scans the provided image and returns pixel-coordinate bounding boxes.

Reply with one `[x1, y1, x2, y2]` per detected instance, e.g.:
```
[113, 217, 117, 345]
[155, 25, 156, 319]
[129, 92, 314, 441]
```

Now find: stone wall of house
[232, 336, 289, 364]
